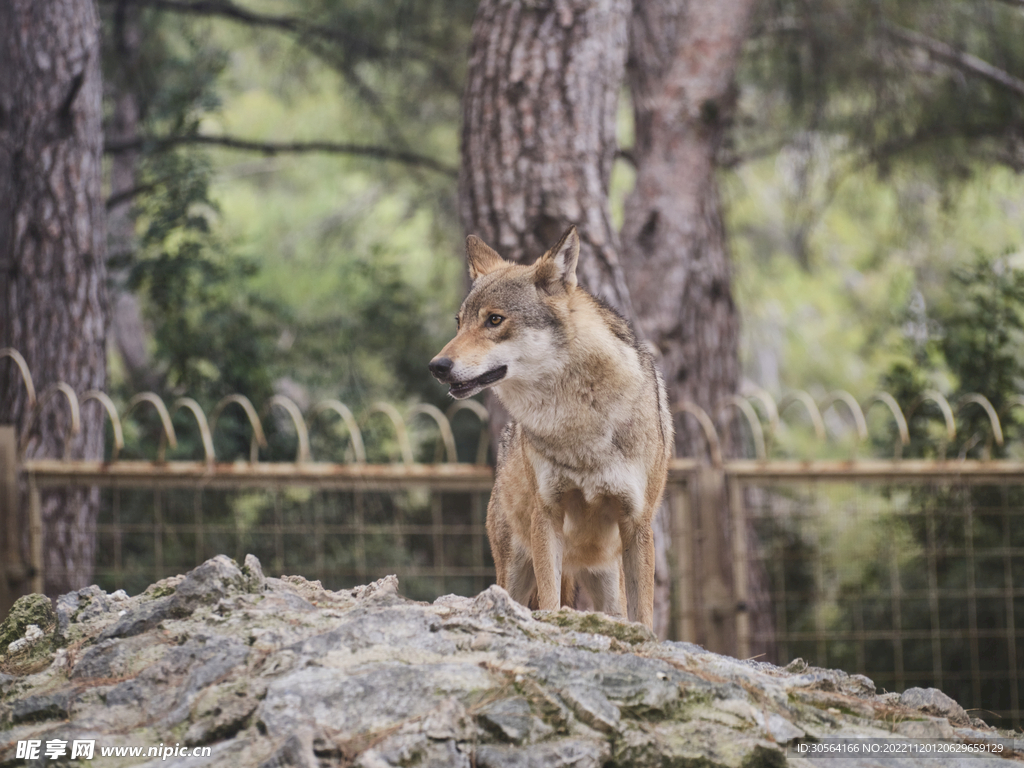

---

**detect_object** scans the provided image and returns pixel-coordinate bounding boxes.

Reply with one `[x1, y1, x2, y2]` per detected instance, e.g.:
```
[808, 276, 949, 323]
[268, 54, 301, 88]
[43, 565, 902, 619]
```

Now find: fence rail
[2, 349, 1023, 730]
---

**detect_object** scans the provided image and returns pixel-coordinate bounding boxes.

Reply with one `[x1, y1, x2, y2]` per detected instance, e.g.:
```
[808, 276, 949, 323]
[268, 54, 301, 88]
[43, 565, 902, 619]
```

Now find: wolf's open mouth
[449, 365, 507, 397]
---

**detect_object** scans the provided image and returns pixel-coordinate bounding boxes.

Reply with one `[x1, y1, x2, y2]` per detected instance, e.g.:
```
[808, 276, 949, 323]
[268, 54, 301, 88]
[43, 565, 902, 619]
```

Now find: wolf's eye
[488, 314, 504, 326]
[455, 315, 461, 329]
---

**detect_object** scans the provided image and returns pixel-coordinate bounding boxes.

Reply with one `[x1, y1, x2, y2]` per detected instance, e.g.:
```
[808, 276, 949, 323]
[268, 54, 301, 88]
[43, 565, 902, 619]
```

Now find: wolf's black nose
[429, 357, 454, 378]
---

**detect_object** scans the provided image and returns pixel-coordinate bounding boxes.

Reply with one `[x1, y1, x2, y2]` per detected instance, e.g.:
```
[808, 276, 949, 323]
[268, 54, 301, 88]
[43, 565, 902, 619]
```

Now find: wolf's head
[429, 226, 580, 399]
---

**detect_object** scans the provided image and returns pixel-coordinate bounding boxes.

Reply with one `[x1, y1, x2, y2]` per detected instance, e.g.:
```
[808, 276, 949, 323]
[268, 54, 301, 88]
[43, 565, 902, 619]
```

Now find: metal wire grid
[82, 486, 494, 602]
[742, 478, 1023, 730]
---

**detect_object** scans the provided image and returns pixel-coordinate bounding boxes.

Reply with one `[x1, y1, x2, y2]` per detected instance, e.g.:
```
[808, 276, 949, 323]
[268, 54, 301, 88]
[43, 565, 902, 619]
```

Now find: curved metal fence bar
[263, 395, 311, 464]
[210, 394, 267, 464]
[863, 392, 910, 458]
[81, 390, 125, 461]
[717, 396, 766, 461]
[0, 347, 37, 411]
[366, 402, 414, 465]
[19, 382, 81, 458]
[743, 386, 780, 436]
[11, 348, 1024, 465]
[673, 401, 723, 467]
[125, 393, 179, 461]
[310, 400, 366, 463]
[907, 390, 957, 445]
[778, 390, 826, 441]
[446, 400, 490, 465]
[407, 404, 458, 464]
[819, 390, 869, 443]
[171, 398, 215, 464]
[957, 393, 1004, 448]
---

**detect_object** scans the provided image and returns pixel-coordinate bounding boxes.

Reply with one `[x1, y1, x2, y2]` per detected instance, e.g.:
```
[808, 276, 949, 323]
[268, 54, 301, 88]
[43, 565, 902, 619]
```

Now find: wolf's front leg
[530, 505, 564, 611]
[619, 518, 656, 628]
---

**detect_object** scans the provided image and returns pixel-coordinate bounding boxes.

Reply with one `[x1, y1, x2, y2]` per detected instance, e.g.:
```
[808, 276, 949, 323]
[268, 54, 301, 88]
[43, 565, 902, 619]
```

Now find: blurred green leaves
[100, 0, 472, 428]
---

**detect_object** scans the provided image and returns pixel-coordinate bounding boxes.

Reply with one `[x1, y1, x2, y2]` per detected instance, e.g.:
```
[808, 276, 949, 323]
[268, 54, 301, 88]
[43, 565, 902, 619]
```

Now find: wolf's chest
[529, 448, 647, 520]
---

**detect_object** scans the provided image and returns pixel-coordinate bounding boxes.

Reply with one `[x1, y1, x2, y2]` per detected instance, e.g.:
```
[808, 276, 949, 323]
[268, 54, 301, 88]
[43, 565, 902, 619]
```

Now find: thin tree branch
[106, 180, 162, 210]
[990, 0, 1024, 9]
[96, 0, 458, 92]
[99, 0, 359, 49]
[718, 141, 790, 169]
[882, 21, 1024, 99]
[104, 134, 458, 177]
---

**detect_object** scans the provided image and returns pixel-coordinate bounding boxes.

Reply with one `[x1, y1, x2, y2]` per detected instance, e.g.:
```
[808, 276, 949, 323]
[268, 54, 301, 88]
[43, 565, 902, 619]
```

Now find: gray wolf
[428, 227, 672, 628]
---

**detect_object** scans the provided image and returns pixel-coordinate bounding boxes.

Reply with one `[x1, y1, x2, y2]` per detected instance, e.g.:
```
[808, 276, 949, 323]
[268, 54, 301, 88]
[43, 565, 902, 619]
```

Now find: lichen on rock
[0, 594, 55, 655]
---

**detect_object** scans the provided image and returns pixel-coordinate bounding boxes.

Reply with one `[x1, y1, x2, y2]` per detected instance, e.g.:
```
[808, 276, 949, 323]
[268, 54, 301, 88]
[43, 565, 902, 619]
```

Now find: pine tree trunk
[459, 0, 633, 316]
[621, 0, 755, 458]
[0, 0, 108, 597]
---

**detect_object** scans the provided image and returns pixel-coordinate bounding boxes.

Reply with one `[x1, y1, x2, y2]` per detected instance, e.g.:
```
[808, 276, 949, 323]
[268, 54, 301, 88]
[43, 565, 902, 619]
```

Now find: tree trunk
[0, 0, 108, 597]
[621, 0, 755, 458]
[459, 0, 633, 317]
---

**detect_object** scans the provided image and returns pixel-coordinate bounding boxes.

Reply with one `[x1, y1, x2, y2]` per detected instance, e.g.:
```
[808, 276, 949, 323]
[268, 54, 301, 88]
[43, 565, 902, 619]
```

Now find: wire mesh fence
[735, 471, 1023, 731]
[92, 486, 493, 602]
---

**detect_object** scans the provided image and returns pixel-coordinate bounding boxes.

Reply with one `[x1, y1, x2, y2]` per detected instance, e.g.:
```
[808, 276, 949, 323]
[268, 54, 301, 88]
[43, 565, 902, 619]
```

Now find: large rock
[0, 556, 1018, 767]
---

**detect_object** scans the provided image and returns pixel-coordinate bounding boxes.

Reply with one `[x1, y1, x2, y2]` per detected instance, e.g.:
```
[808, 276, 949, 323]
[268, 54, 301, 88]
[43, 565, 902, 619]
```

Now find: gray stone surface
[900, 686, 971, 727]
[0, 555, 1019, 768]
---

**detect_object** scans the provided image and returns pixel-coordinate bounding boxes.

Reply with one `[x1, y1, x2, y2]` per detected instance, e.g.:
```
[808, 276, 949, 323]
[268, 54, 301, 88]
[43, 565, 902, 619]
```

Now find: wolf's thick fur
[429, 227, 672, 628]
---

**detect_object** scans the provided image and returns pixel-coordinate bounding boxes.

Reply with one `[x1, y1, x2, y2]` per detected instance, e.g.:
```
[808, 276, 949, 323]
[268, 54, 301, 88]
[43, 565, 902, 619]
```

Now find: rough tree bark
[0, 0, 108, 597]
[459, 0, 633, 317]
[621, 0, 755, 456]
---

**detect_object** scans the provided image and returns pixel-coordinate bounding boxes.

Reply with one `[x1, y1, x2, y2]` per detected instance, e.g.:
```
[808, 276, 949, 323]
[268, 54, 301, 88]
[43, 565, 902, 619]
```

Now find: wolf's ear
[466, 235, 505, 281]
[535, 226, 579, 294]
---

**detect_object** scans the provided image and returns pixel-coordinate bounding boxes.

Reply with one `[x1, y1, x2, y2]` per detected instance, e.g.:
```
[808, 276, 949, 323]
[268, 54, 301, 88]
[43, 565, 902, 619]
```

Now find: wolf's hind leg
[577, 566, 625, 618]
[505, 546, 537, 607]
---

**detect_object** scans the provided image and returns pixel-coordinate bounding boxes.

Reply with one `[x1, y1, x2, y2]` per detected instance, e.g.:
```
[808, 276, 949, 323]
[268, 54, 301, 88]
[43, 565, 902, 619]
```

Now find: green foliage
[935, 256, 1024, 410]
[100, 2, 473, 459]
[880, 252, 1024, 458]
[740, 0, 1024, 176]
[729, 1, 1024, 426]
[123, 149, 279, 405]
[101, 7, 227, 135]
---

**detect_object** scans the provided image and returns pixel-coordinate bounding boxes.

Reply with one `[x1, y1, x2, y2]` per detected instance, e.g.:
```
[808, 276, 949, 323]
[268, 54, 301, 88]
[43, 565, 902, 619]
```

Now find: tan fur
[429, 227, 672, 629]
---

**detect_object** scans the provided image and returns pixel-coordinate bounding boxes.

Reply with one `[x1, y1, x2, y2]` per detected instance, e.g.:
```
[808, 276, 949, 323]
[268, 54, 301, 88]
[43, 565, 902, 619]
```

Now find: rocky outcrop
[0, 555, 1019, 767]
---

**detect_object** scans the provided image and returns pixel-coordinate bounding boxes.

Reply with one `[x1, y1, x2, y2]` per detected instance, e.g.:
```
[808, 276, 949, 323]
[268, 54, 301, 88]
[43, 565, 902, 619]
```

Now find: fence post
[670, 486, 697, 642]
[1, 426, 25, 617]
[729, 476, 751, 660]
[694, 465, 735, 655]
[28, 476, 43, 595]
